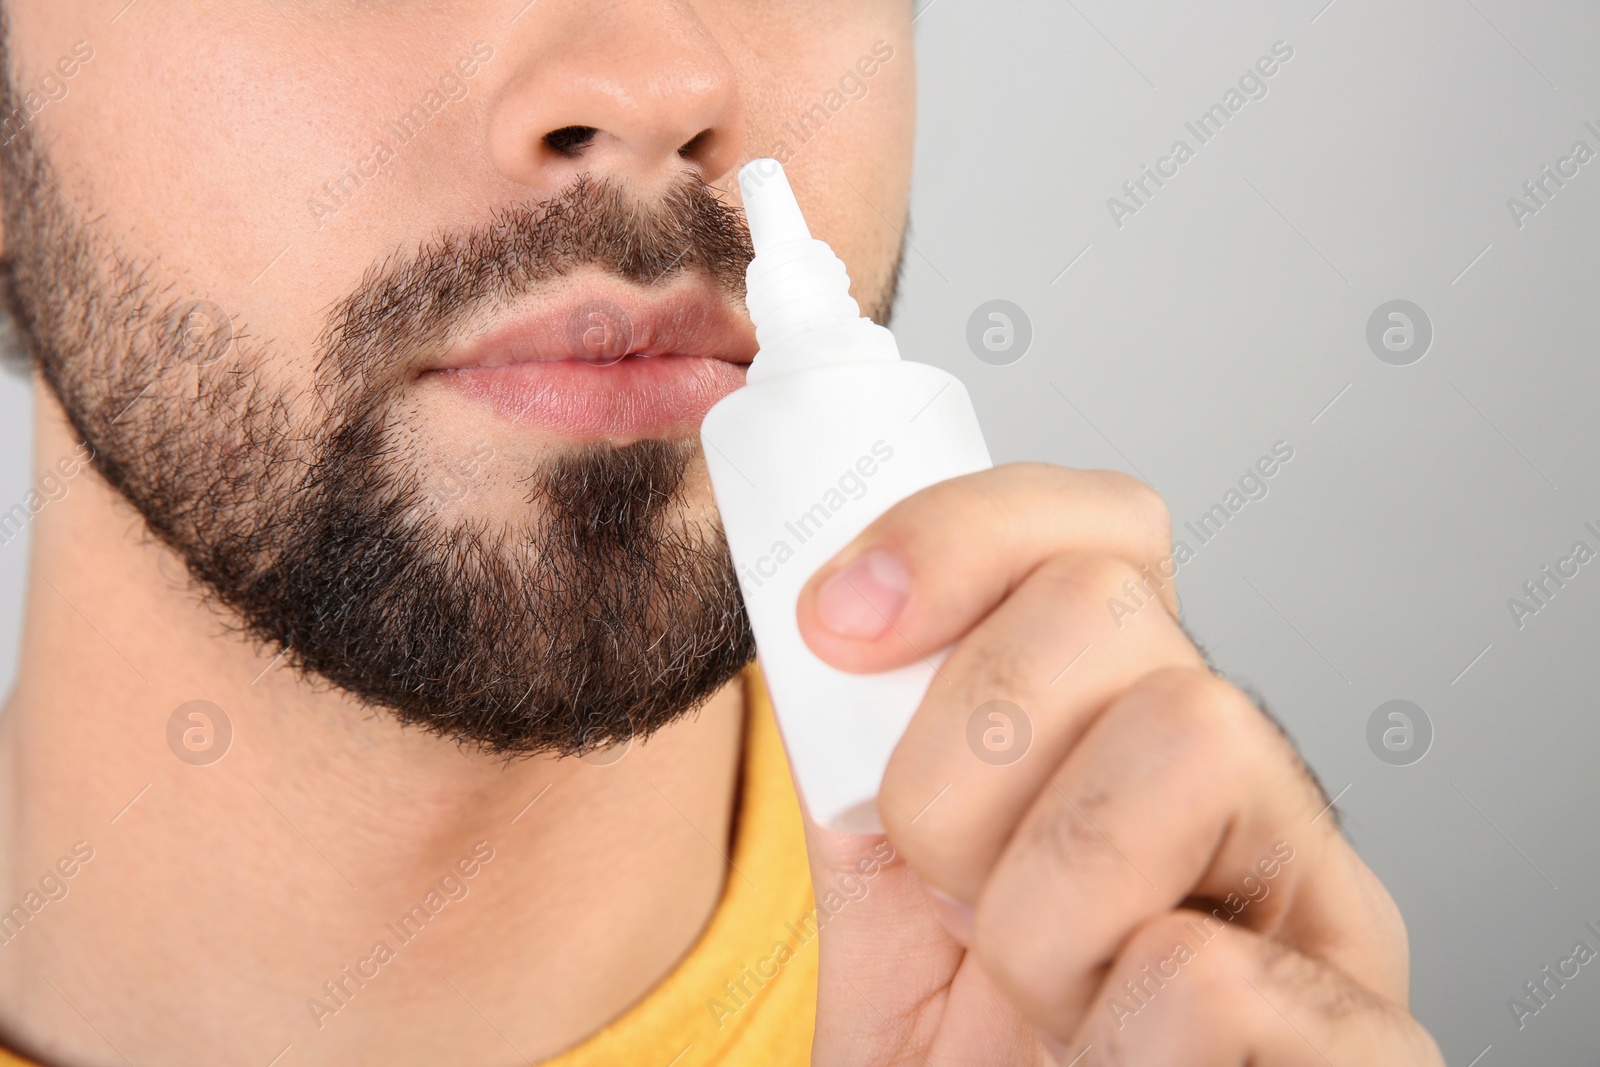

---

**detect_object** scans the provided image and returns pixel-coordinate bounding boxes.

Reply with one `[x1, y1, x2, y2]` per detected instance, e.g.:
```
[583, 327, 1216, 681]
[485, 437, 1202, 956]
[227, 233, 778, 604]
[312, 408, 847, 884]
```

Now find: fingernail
[815, 548, 909, 639]
[921, 883, 975, 946]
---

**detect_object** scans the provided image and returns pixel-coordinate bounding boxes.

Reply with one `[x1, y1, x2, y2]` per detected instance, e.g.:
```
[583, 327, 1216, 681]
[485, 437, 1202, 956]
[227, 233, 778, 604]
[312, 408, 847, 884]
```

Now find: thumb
[797, 798, 964, 1058]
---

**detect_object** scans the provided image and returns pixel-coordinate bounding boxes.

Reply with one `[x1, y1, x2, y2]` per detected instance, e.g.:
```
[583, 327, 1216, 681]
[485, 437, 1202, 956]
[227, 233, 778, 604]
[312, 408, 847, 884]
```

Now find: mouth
[422, 277, 757, 441]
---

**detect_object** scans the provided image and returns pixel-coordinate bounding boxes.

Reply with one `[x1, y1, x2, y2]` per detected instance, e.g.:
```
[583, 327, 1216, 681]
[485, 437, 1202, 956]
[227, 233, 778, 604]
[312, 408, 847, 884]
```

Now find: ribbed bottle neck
[745, 238, 862, 349]
[738, 157, 901, 382]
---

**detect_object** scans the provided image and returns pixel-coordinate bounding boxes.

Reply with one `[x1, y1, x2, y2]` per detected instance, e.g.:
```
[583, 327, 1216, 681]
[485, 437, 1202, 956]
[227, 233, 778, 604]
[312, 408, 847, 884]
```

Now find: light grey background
[0, 0, 1595, 1061]
[894, 0, 1595, 1062]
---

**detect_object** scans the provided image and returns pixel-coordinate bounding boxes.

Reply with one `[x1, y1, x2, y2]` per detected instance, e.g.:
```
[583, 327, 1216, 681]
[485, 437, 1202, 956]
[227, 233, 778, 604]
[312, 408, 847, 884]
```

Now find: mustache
[316, 173, 755, 387]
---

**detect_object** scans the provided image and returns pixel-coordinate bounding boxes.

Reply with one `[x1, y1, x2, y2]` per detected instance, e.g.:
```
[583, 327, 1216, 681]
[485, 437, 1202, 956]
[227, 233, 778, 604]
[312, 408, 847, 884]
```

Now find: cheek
[737, 9, 914, 317]
[34, 3, 497, 366]
[46, 9, 322, 315]
[831, 58, 915, 313]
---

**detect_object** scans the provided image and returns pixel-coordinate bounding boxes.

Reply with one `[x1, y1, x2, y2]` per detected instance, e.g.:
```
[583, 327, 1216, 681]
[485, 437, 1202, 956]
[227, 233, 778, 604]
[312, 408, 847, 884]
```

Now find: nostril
[678, 128, 714, 160]
[544, 125, 599, 158]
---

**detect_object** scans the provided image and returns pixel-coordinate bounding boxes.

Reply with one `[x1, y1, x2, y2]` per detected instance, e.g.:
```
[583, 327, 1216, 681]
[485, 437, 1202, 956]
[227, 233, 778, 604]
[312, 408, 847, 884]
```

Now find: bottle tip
[739, 158, 811, 256]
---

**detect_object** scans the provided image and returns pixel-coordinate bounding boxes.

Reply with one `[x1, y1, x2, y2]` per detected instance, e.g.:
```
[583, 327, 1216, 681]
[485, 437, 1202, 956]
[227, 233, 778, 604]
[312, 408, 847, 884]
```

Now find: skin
[797, 470, 1445, 1063]
[0, 1, 1439, 1065]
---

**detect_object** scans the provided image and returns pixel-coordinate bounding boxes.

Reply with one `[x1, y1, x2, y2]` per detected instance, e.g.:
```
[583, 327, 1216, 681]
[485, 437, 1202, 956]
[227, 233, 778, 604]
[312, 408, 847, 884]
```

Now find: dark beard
[0, 52, 757, 756]
[233, 425, 754, 755]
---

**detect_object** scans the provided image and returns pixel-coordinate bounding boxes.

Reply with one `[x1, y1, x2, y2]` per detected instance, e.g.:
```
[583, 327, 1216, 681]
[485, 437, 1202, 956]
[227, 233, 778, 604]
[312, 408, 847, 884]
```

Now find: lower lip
[432, 356, 749, 439]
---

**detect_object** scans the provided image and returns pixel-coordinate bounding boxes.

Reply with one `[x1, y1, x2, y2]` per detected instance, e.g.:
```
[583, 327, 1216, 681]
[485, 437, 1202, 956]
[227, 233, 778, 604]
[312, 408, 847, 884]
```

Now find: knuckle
[971, 895, 1089, 1025]
[1122, 910, 1213, 972]
[1190, 915, 1263, 987]
[1099, 912, 1258, 1030]
[1125, 472, 1172, 536]
[1032, 552, 1185, 650]
[1052, 552, 1146, 608]
[1126, 662, 1260, 764]
[1366, 869, 1410, 951]
[1095, 468, 1172, 549]
[878, 772, 985, 887]
[1117, 667, 1261, 774]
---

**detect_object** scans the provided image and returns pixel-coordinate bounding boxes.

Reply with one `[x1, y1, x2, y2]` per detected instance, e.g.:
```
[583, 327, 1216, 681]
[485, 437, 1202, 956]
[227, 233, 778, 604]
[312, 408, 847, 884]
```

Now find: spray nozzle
[739, 160, 812, 254]
[737, 158, 898, 381]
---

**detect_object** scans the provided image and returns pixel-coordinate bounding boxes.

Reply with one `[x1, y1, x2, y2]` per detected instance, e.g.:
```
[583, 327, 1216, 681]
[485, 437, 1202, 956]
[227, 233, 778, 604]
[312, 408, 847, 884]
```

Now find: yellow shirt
[0, 668, 818, 1066]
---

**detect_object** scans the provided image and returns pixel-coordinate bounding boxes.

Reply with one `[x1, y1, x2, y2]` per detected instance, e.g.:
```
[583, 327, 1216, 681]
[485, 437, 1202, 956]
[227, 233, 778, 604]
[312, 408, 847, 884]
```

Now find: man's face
[0, 2, 914, 753]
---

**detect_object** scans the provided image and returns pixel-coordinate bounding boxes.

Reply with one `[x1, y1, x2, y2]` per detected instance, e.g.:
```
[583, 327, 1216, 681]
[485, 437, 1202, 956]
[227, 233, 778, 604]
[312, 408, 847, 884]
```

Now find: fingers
[921, 664, 1409, 1047]
[1047, 914, 1444, 1067]
[877, 552, 1204, 902]
[964, 667, 1350, 1032]
[796, 463, 1176, 674]
[794, 462, 1430, 1062]
[874, 547, 1391, 1013]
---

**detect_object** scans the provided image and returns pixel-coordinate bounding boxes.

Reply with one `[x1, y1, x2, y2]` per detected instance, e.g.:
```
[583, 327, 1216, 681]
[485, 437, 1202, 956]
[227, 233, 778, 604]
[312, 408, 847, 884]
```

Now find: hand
[792, 464, 1443, 1066]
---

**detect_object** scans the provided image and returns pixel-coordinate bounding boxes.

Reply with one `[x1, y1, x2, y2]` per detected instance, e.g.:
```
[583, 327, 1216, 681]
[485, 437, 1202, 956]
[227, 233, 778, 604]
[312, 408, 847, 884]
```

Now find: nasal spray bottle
[701, 159, 992, 832]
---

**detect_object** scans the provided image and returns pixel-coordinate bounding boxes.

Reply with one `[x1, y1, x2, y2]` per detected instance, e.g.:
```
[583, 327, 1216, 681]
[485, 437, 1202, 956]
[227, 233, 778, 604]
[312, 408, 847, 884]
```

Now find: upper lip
[427, 278, 757, 373]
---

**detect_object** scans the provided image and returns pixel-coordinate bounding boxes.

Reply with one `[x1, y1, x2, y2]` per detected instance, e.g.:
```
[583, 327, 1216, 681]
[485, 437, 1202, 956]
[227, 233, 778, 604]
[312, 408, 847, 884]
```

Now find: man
[0, 2, 1441, 1064]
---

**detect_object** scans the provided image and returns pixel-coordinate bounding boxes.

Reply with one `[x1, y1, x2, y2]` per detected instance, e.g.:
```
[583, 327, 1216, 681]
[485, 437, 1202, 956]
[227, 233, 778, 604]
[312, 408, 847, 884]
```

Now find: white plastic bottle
[701, 158, 992, 832]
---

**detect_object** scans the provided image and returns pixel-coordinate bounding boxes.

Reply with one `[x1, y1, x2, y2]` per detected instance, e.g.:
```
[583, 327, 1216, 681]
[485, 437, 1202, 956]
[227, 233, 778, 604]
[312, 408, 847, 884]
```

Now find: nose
[487, 3, 746, 195]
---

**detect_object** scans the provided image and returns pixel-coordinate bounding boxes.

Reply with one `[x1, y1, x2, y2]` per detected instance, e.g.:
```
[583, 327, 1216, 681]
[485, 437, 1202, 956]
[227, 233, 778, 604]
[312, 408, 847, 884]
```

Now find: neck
[0, 381, 745, 1066]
